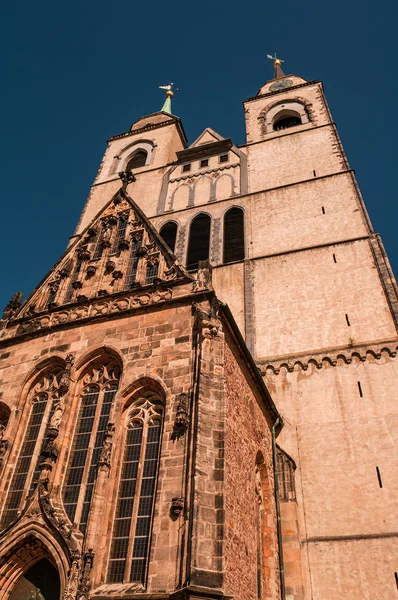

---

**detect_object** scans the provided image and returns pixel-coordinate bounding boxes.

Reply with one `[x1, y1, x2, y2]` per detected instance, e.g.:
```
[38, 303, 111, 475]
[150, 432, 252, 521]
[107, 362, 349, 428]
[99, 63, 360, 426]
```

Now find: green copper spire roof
[159, 83, 176, 114]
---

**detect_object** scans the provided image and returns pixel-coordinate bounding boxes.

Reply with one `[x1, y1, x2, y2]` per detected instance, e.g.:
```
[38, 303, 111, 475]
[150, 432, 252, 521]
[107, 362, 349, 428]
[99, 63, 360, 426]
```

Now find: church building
[0, 58, 397, 600]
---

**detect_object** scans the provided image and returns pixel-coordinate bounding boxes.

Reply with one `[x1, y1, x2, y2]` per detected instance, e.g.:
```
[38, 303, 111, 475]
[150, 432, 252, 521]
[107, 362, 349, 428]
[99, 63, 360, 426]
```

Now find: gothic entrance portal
[9, 558, 60, 600]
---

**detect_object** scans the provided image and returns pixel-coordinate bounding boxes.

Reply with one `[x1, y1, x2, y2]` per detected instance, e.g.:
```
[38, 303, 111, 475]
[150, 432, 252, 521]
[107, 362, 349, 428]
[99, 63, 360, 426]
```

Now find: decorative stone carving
[98, 423, 115, 470]
[171, 497, 184, 516]
[174, 393, 189, 431]
[72, 281, 83, 290]
[59, 268, 71, 278]
[76, 294, 88, 303]
[97, 289, 109, 297]
[112, 270, 123, 280]
[162, 266, 178, 281]
[192, 260, 212, 293]
[77, 247, 91, 261]
[63, 551, 81, 600]
[130, 218, 142, 230]
[136, 246, 148, 257]
[87, 226, 97, 238]
[86, 265, 97, 277]
[2, 291, 23, 320]
[192, 302, 222, 339]
[59, 354, 74, 392]
[119, 169, 136, 185]
[118, 238, 130, 250]
[78, 549, 95, 599]
[105, 260, 115, 273]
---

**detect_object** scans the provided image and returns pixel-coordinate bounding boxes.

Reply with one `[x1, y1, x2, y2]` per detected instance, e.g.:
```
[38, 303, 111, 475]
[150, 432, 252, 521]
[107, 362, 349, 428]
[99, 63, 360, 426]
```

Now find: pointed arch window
[159, 221, 178, 253]
[223, 207, 245, 264]
[0, 367, 63, 529]
[110, 213, 129, 256]
[127, 151, 148, 170]
[64, 259, 82, 304]
[125, 236, 142, 289]
[186, 213, 211, 271]
[276, 447, 296, 501]
[107, 396, 163, 584]
[62, 360, 120, 532]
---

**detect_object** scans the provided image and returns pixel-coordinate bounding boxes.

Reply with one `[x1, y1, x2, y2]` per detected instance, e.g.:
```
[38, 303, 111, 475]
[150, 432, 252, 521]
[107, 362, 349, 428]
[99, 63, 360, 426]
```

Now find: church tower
[0, 59, 397, 600]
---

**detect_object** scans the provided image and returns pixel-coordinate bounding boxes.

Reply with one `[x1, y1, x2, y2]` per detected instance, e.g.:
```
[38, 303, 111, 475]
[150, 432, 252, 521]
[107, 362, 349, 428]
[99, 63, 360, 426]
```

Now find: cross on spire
[267, 53, 286, 79]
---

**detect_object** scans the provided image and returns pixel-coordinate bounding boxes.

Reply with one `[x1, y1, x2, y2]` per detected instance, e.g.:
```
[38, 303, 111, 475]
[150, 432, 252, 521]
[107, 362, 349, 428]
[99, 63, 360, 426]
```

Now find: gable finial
[267, 53, 286, 79]
[159, 83, 177, 114]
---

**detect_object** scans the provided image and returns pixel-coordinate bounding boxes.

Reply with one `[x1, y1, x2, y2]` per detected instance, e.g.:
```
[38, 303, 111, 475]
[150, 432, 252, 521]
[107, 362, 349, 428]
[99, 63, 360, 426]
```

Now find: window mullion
[124, 420, 148, 583]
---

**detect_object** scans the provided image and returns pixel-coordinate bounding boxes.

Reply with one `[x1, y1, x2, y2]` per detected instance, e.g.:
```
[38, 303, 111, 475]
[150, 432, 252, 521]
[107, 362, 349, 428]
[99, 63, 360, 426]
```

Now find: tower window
[273, 115, 302, 131]
[159, 221, 178, 253]
[276, 447, 296, 501]
[186, 213, 211, 271]
[200, 159, 209, 168]
[220, 154, 229, 163]
[182, 163, 191, 173]
[223, 207, 245, 264]
[126, 151, 147, 170]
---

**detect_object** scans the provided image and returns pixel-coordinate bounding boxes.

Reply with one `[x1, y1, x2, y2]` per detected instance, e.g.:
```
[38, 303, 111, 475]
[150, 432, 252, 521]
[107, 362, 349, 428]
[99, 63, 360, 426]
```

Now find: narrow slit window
[357, 381, 363, 397]
[322, 206, 325, 214]
[376, 466, 383, 488]
[394, 572, 398, 590]
[108, 398, 163, 584]
[333, 253, 337, 263]
[313, 170, 317, 177]
[159, 221, 178, 253]
[345, 314, 351, 326]
[223, 207, 245, 264]
[186, 213, 211, 271]
[125, 237, 142, 288]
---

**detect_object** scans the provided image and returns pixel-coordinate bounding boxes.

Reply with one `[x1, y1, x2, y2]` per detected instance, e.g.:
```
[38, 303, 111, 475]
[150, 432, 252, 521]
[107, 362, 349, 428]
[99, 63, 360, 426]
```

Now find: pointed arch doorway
[8, 558, 60, 600]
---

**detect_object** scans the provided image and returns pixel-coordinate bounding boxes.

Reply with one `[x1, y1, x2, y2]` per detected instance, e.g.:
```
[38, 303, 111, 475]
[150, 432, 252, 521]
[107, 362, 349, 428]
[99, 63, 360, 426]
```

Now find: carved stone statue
[62, 552, 80, 600]
[50, 396, 66, 430]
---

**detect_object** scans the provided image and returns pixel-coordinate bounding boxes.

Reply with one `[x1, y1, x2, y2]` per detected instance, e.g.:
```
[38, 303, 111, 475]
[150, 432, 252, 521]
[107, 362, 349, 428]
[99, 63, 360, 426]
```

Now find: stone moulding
[258, 340, 398, 375]
[11, 287, 173, 339]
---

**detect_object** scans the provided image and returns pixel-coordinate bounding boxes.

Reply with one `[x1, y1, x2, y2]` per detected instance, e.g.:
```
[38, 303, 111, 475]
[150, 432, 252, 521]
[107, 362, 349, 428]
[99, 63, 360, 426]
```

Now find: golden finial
[266, 53, 286, 79]
[159, 83, 178, 113]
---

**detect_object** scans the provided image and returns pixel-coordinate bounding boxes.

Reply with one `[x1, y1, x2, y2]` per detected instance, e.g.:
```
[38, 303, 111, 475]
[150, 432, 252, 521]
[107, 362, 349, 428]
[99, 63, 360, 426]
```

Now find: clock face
[269, 79, 294, 92]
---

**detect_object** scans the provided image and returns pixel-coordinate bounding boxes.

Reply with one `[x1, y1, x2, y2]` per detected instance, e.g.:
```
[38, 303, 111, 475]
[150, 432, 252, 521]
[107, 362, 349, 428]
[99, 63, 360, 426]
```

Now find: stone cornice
[169, 163, 239, 184]
[257, 339, 398, 375]
[108, 117, 187, 147]
[243, 80, 322, 104]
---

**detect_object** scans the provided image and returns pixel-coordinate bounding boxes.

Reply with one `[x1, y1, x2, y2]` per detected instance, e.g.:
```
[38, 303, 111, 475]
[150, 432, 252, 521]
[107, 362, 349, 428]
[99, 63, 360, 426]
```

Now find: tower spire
[159, 83, 176, 114]
[267, 53, 286, 79]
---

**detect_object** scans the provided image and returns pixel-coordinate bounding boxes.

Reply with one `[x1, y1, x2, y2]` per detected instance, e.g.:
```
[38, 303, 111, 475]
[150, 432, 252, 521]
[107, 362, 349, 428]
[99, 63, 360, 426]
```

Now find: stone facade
[1, 63, 398, 600]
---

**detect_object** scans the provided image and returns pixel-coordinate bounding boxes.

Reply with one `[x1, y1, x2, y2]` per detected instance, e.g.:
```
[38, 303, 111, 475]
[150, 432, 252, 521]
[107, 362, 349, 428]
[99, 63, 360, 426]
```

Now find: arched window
[186, 213, 211, 271]
[110, 213, 129, 256]
[273, 114, 302, 131]
[146, 260, 159, 284]
[108, 395, 163, 584]
[223, 207, 245, 264]
[127, 151, 148, 170]
[62, 359, 120, 532]
[159, 221, 178, 253]
[1, 366, 64, 529]
[125, 235, 143, 289]
[276, 447, 296, 501]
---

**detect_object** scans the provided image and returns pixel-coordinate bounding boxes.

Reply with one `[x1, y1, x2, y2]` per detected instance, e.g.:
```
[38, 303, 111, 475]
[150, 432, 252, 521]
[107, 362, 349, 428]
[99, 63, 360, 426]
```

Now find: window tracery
[0, 366, 65, 529]
[62, 359, 120, 532]
[107, 396, 163, 585]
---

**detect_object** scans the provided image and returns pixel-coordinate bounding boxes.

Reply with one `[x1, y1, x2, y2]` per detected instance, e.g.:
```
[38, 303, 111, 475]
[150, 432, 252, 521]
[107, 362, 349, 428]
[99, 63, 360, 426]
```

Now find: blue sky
[1, 0, 397, 311]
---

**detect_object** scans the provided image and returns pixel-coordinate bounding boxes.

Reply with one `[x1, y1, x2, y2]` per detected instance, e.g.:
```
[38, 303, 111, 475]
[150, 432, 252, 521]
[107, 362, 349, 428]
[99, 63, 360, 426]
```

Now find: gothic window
[0, 367, 64, 529]
[186, 213, 211, 271]
[93, 233, 105, 261]
[127, 151, 148, 170]
[223, 207, 245, 264]
[276, 447, 296, 501]
[159, 221, 177, 253]
[125, 236, 142, 289]
[62, 360, 120, 532]
[107, 396, 163, 584]
[146, 261, 159, 284]
[273, 114, 302, 131]
[110, 214, 129, 256]
[64, 259, 82, 303]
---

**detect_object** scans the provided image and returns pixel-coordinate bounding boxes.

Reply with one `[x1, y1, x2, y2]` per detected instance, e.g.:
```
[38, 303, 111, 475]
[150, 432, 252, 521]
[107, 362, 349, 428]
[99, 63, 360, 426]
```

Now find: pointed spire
[159, 83, 176, 114]
[267, 53, 286, 79]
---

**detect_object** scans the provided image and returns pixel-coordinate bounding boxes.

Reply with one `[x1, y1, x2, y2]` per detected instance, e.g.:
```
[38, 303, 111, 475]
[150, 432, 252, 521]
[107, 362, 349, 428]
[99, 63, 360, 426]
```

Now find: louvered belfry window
[223, 207, 245, 264]
[62, 360, 120, 532]
[107, 397, 163, 584]
[0, 368, 63, 529]
[159, 221, 178, 253]
[186, 213, 211, 271]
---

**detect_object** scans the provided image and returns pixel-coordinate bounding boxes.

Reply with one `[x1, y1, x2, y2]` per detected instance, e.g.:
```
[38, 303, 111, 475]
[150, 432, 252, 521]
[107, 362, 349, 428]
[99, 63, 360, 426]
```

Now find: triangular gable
[12, 178, 193, 321]
[189, 128, 225, 147]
